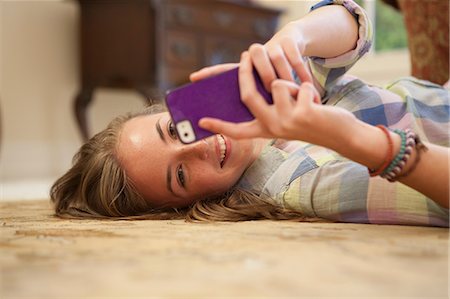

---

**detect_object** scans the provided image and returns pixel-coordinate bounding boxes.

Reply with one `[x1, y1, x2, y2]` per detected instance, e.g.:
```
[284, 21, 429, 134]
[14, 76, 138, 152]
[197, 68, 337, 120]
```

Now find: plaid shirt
[237, 0, 450, 227]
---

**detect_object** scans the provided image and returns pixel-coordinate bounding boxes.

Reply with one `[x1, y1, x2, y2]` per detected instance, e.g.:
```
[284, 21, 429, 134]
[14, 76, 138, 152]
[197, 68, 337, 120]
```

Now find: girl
[51, 0, 449, 227]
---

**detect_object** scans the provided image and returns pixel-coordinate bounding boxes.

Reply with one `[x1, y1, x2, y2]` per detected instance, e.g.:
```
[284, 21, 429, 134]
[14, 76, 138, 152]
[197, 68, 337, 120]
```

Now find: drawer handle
[171, 42, 192, 58]
[213, 12, 234, 27]
[172, 6, 193, 26]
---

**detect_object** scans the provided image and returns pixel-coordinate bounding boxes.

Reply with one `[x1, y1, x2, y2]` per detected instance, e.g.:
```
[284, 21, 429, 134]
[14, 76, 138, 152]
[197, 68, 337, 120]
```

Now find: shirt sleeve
[305, 0, 373, 93]
[281, 154, 449, 227]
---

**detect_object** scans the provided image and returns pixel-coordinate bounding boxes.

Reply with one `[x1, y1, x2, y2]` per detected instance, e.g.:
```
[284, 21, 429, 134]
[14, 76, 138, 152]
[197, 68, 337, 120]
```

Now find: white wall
[0, 1, 145, 185]
[0, 1, 410, 192]
[1, 1, 78, 181]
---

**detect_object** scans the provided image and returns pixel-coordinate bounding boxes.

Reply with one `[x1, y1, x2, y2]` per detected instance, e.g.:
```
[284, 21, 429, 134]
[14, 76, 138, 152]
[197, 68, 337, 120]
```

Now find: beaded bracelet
[383, 129, 407, 175]
[381, 129, 416, 182]
[394, 134, 428, 180]
[369, 125, 394, 177]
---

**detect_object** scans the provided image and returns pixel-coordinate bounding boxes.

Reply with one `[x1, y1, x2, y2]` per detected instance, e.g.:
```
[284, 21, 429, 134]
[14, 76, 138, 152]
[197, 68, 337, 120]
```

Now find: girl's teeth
[218, 135, 227, 164]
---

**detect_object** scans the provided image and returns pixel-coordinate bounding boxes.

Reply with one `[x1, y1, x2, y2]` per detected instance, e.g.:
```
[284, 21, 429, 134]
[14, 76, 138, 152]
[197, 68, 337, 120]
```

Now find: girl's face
[116, 112, 265, 208]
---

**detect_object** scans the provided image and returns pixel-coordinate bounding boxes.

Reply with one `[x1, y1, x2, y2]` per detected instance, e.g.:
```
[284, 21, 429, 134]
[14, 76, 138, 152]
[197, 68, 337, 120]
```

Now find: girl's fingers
[239, 51, 275, 128]
[295, 82, 317, 110]
[274, 79, 300, 97]
[311, 83, 322, 104]
[189, 63, 239, 82]
[266, 45, 294, 82]
[271, 79, 298, 118]
[199, 118, 265, 139]
[248, 44, 277, 91]
[282, 39, 313, 84]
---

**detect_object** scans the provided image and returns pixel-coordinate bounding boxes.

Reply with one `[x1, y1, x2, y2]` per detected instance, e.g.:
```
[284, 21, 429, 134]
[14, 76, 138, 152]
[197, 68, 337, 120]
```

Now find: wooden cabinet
[75, 0, 282, 140]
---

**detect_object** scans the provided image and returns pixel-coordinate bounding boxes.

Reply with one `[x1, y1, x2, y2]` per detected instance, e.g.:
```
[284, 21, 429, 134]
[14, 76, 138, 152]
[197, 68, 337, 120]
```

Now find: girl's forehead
[117, 113, 173, 203]
[119, 114, 162, 155]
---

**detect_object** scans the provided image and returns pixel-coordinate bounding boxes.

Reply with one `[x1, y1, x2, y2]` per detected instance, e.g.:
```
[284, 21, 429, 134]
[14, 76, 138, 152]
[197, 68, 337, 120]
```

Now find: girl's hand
[199, 51, 355, 148]
[248, 32, 312, 92]
[189, 25, 312, 90]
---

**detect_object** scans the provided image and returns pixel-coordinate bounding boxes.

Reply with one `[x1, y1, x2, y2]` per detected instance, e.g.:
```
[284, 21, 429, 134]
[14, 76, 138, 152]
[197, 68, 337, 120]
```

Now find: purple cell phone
[165, 67, 272, 144]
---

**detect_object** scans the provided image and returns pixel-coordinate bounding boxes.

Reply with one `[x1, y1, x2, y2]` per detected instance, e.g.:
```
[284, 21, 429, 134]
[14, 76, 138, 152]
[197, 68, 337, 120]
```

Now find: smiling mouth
[217, 134, 227, 167]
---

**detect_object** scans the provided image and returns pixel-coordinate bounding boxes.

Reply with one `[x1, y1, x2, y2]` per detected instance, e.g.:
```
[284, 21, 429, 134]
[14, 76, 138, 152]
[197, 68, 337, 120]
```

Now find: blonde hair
[50, 105, 310, 222]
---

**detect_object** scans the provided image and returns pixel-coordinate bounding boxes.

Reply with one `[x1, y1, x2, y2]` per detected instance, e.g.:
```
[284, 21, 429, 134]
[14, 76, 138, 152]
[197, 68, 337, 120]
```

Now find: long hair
[50, 105, 310, 222]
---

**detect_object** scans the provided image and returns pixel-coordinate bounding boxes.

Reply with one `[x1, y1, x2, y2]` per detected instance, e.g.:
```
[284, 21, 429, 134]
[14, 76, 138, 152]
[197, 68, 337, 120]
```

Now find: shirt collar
[236, 141, 287, 194]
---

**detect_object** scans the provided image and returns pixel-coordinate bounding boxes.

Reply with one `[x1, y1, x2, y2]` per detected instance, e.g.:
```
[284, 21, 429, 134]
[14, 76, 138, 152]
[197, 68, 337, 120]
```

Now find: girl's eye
[168, 121, 177, 139]
[176, 165, 185, 188]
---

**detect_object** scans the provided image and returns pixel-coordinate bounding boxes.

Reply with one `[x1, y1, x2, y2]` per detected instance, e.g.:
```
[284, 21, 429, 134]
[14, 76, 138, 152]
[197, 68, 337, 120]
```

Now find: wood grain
[1, 200, 448, 298]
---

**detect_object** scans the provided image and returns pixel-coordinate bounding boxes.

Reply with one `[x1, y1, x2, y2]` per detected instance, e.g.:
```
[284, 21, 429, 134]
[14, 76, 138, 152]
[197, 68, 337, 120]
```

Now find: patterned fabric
[236, 0, 450, 227]
[397, 0, 449, 85]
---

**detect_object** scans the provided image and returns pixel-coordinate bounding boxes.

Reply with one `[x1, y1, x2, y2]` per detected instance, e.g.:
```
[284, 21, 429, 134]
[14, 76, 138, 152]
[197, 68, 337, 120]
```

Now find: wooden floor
[1, 200, 448, 298]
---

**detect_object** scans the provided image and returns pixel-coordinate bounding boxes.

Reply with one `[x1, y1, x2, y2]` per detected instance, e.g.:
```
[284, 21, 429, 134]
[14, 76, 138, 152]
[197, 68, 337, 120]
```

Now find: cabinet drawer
[207, 6, 279, 41]
[164, 31, 199, 67]
[203, 36, 248, 66]
[164, 1, 280, 41]
[162, 67, 193, 88]
[164, 2, 207, 29]
[244, 14, 279, 41]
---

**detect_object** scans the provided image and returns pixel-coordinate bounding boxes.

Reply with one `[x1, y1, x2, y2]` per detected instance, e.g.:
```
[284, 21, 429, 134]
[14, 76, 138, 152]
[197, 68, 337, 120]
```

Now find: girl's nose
[178, 139, 210, 160]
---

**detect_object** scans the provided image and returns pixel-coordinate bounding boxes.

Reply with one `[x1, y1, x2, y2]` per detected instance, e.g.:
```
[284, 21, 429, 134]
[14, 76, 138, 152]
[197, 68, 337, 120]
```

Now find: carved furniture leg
[74, 88, 94, 141]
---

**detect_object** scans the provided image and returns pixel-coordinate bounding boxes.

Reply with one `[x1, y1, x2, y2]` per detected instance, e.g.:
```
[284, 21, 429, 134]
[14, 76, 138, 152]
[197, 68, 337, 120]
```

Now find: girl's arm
[349, 121, 450, 209]
[247, 4, 358, 91]
[286, 4, 359, 58]
[190, 2, 361, 92]
[199, 51, 450, 209]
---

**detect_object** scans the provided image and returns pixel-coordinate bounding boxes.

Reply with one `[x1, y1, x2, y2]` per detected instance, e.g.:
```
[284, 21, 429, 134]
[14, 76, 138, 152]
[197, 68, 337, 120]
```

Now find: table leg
[74, 88, 94, 141]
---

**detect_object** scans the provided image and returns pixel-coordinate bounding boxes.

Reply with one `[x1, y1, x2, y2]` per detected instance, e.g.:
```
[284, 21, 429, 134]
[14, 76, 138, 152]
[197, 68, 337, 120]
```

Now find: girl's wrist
[281, 21, 307, 55]
[339, 119, 401, 170]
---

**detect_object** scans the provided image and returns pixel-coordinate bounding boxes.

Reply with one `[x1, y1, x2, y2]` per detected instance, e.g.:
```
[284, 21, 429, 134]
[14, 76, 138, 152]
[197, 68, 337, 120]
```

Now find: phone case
[165, 67, 272, 144]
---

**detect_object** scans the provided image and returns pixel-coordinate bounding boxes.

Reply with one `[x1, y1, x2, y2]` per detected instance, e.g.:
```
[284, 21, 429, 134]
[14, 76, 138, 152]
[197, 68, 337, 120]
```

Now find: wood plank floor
[1, 200, 448, 298]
